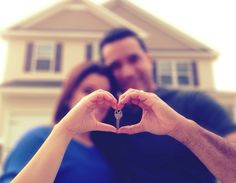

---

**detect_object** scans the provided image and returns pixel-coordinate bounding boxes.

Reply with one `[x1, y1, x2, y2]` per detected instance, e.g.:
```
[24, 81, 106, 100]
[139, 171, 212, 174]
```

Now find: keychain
[114, 109, 123, 128]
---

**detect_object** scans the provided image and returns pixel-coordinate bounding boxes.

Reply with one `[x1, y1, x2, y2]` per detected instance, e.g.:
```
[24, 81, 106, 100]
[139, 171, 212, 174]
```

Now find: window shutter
[153, 59, 158, 84]
[192, 61, 199, 86]
[85, 43, 93, 61]
[24, 42, 33, 72]
[55, 43, 62, 72]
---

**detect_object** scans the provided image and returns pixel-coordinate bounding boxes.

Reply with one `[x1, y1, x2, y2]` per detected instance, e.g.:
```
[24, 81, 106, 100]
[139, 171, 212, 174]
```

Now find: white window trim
[157, 60, 194, 88]
[31, 42, 56, 72]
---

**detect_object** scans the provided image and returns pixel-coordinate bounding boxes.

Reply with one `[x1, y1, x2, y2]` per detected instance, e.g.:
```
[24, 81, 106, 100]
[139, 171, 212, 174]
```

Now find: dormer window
[24, 42, 62, 72]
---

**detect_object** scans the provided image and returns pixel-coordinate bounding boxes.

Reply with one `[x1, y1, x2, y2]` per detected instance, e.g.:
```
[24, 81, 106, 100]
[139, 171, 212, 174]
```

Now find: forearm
[11, 124, 72, 183]
[169, 119, 236, 183]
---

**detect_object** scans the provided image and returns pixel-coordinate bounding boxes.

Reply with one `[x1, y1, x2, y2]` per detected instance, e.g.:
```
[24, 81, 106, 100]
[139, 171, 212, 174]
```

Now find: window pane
[159, 62, 172, 74]
[178, 76, 189, 85]
[161, 75, 172, 85]
[177, 63, 189, 73]
[36, 45, 53, 58]
[36, 59, 50, 71]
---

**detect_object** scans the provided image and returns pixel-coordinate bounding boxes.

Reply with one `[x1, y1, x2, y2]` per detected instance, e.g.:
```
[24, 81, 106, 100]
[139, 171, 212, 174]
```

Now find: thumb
[94, 121, 117, 133]
[117, 123, 143, 134]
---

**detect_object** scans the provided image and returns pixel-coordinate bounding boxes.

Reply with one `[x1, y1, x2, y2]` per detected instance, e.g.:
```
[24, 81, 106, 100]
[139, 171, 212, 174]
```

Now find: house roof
[104, 0, 218, 59]
[2, 0, 147, 39]
[1, 0, 217, 59]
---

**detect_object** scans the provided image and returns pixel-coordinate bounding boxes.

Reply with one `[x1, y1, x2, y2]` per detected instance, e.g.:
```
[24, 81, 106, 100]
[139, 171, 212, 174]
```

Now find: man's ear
[146, 53, 154, 64]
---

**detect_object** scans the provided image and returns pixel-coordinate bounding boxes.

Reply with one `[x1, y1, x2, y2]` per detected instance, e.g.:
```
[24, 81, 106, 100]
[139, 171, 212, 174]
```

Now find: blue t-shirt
[0, 126, 114, 183]
[92, 87, 236, 183]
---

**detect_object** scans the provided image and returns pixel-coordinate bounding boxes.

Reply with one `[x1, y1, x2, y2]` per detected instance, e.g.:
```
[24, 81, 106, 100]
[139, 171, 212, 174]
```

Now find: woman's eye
[83, 87, 94, 95]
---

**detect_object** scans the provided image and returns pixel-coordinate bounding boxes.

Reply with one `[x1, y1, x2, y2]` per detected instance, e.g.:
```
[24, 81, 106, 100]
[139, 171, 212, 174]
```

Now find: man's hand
[117, 88, 188, 135]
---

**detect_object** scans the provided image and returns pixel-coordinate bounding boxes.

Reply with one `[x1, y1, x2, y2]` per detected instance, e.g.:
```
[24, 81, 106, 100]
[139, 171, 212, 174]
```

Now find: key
[114, 109, 123, 129]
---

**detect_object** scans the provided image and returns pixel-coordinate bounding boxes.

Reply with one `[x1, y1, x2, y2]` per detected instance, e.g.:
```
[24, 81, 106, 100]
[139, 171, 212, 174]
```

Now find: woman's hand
[117, 88, 187, 135]
[59, 89, 117, 137]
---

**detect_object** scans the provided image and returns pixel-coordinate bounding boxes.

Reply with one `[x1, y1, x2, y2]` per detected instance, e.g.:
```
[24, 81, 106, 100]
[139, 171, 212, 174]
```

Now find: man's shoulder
[154, 87, 217, 108]
[155, 87, 200, 99]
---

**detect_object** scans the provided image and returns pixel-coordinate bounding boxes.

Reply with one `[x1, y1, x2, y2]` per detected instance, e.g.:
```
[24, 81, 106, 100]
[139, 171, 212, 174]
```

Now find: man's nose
[120, 64, 135, 78]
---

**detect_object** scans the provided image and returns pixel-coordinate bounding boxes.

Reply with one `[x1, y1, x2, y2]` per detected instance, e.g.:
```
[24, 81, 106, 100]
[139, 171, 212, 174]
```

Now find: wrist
[53, 123, 74, 141]
[168, 118, 198, 144]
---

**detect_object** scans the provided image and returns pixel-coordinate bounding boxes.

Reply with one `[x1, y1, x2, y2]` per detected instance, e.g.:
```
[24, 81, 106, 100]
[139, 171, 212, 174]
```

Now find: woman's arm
[11, 124, 72, 183]
[11, 90, 117, 183]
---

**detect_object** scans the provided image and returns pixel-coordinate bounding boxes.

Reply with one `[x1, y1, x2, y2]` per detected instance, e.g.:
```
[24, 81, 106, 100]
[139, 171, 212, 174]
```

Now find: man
[92, 28, 236, 183]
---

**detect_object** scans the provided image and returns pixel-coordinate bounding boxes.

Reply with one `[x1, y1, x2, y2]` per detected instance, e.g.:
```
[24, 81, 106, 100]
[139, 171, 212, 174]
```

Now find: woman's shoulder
[2, 126, 54, 174]
[24, 125, 52, 137]
[20, 125, 52, 140]
[13, 125, 53, 149]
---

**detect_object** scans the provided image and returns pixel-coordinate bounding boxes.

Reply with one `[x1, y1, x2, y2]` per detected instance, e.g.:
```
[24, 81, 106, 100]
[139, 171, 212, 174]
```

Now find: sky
[0, 0, 236, 91]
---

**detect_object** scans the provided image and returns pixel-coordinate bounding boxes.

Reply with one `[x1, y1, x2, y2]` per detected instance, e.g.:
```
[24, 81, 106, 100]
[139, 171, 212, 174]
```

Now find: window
[157, 60, 198, 88]
[158, 62, 173, 85]
[33, 43, 56, 71]
[24, 42, 62, 72]
[176, 62, 192, 86]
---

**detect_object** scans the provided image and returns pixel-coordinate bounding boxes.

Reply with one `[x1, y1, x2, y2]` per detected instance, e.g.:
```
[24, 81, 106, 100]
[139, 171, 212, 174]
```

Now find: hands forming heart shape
[59, 88, 187, 137]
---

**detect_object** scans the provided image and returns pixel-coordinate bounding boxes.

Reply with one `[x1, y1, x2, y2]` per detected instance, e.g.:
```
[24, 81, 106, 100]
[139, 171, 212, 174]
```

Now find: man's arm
[118, 89, 236, 183]
[169, 119, 236, 183]
[225, 132, 236, 143]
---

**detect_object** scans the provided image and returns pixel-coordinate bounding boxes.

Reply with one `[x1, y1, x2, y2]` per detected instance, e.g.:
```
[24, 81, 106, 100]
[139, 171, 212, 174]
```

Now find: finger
[119, 88, 135, 102]
[105, 91, 118, 103]
[123, 91, 156, 110]
[100, 90, 118, 105]
[117, 123, 144, 134]
[91, 91, 117, 108]
[102, 92, 117, 109]
[138, 93, 158, 109]
[94, 122, 117, 133]
[119, 91, 143, 109]
[130, 99, 139, 106]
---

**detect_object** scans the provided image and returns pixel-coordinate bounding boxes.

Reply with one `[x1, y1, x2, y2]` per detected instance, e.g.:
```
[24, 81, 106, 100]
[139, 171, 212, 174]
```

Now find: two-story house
[0, 0, 236, 163]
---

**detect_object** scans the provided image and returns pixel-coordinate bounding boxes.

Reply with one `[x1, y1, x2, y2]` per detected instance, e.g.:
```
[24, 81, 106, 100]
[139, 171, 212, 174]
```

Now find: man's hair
[99, 27, 148, 62]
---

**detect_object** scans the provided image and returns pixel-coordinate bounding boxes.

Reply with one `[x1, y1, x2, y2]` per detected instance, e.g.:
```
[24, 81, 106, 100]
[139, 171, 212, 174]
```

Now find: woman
[0, 62, 118, 183]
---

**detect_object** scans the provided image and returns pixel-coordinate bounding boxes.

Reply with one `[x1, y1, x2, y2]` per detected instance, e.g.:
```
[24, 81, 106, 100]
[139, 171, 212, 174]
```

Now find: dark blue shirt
[0, 126, 114, 183]
[92, 87, 236, 183]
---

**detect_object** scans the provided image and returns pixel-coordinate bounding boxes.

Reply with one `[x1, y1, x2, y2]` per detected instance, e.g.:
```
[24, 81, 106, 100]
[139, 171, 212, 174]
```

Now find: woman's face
[69, 73, 111, 120]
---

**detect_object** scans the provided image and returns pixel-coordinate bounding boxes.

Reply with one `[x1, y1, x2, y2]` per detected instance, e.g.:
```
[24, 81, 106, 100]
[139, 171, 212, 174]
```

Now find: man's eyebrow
[128, 53, 139, 58]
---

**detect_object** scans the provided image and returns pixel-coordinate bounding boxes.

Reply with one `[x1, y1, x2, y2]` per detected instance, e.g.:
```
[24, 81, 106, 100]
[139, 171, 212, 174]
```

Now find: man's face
[102, 37, 153, 92]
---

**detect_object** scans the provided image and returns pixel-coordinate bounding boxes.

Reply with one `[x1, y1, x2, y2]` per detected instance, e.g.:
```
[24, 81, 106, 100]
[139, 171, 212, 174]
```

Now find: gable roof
[2, 0, 147, 39]
[104, 0, 217, 59]
[1, 0, 217, 59]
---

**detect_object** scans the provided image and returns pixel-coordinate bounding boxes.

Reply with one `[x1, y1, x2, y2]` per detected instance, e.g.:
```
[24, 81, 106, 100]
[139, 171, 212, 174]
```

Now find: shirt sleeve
[0, 127, 50, 183]
[186, 92, 236, 137]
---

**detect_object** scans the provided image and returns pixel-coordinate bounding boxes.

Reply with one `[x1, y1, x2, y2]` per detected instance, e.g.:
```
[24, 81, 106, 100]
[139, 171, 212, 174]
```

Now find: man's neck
[146, 82, 157, 92]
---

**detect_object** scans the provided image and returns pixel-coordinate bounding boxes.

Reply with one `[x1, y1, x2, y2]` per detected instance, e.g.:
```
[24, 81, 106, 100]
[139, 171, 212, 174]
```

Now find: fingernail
[116, 103, 120, 109]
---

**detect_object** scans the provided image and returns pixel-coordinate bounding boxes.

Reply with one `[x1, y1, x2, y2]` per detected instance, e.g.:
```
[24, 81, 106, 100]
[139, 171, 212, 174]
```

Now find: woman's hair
[53, 61, 117, 124]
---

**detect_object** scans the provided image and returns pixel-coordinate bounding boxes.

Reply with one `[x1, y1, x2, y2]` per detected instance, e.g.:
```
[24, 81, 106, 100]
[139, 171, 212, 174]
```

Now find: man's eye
[109, 62, 122, 71]
[128, 54, 139, 64]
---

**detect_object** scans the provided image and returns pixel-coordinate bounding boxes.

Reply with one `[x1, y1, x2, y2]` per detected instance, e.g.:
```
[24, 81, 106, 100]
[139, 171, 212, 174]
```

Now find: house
[0, 0, 235, 163]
